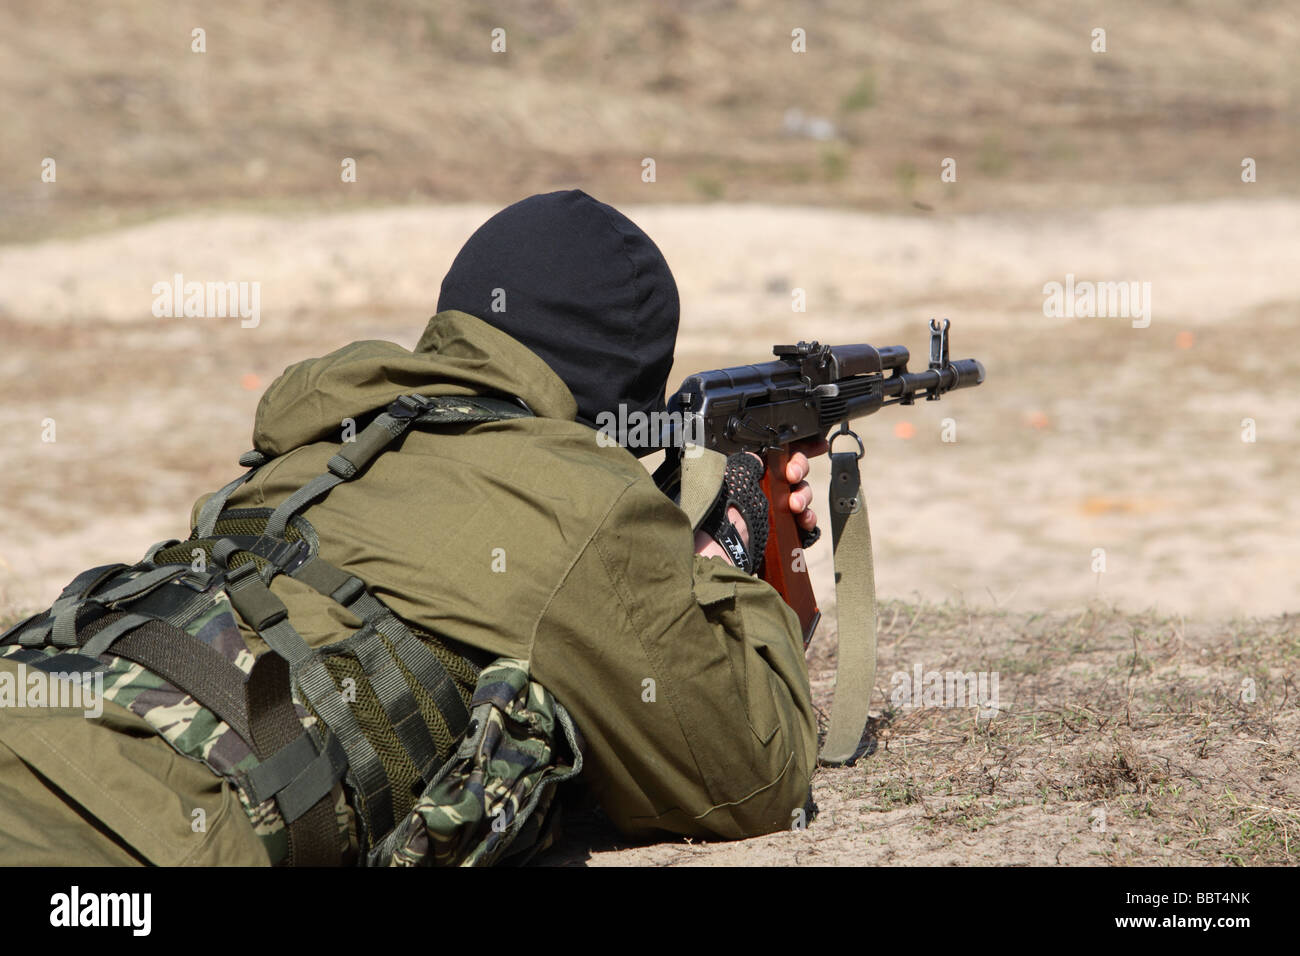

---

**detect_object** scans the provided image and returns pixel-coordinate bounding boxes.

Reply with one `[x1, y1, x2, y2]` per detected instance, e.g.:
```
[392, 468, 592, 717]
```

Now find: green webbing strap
[262, 411, 413, 540]
[59, 563, 130, 602]
[242, 733, 336, 809]
[142, 538, 182, 566]
[52, 566, 181, 648]
[79, 612, 152, 658]
[264, 473, 347, 539]
[49, 603, 82, 649]
[325, 411, 408, 479]
[293, 556, 470, 747]
[817, 445, 878, 766]
[222, 559, 287, 632]
[7, 563, 129, 648]
[101, 616, 257, 748]
[245, 648, 345, 866]
[294, 557, 463, 776]
[242, 733, 315, 801]
[256, 734, 347, 827]
[264, 394, 531, 540]
[210, 537, 246, 570]
[359, 594, 470, 740]
[290, 556, 355, 600]
[196, 465, 261, 538]
[222, 558, 395, 840]
[288, 555, 355, 600]
[1, 613, 48, 647]
[351, 625, 441, 781]
[285, 632, 395, 840]
[93, 566, 188, 605]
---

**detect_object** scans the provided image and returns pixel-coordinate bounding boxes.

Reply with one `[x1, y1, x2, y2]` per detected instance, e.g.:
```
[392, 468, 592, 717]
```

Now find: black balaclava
[437, 190, 680, 456]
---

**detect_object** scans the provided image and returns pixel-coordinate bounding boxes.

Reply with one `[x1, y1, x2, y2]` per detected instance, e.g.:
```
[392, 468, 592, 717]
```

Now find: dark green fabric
[244, 648, 343, 864]
[0, 306, 818, 866]
[0, 656, 270, 866]
[203, 310, 817, 839]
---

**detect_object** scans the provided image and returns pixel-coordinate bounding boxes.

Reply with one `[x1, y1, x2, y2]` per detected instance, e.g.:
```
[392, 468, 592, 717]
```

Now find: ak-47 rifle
[654, 319, 985, 647]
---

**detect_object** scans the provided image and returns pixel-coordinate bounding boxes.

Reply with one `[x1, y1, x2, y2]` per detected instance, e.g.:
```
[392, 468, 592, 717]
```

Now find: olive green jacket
[214, 310, 818, 839]
[0, 310, 817, 863]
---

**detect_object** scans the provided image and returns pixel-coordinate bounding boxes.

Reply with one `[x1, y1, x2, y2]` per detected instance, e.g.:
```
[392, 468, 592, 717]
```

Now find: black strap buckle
[388, 394, 433, 420]
[251, 536, 308, 574]
[329, 576, 366, 608]
[223, 556, 261, 587]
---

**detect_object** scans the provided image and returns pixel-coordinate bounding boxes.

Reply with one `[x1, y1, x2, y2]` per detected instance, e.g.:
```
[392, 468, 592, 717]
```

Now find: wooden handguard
[759, 447, 821, 647]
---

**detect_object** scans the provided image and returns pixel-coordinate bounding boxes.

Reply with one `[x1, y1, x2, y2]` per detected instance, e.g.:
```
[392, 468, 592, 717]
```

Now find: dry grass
[2, 0, 1297, 242]
[788, 600, 1300, 866]
[530, 600, 1299, 865]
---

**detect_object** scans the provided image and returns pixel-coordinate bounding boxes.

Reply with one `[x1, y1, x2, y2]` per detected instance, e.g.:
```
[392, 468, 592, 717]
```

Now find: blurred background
[2, 0, 1298, 621]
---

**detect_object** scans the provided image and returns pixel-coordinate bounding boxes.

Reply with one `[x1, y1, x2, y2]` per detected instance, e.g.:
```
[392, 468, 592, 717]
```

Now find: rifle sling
[677, 445, 878, 767]
[817, 449, 877, 766]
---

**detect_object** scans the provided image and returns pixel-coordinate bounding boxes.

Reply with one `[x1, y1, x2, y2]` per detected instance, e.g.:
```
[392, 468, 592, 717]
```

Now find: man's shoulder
[493, 420, 691, 559]
[503, 417, 670, 504]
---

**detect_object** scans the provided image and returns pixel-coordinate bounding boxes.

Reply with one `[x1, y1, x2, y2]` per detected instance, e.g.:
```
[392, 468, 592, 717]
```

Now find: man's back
[0, 191, 820, 865]
[215, 308, 818, 839]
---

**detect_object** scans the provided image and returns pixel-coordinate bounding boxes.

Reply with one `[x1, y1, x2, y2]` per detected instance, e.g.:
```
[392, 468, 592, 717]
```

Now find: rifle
[654, 319, 985, 646]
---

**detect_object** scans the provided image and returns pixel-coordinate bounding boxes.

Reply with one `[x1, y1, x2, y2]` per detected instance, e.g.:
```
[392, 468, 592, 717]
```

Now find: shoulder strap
[209, 392, 531, 848]
[817, 445, 877, 766]
[265, 394, 529, 537]
[674, 441, 878, 766]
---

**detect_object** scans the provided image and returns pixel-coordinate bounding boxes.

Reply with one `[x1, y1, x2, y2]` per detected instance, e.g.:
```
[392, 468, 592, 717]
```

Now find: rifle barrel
[878, 358, 985, 403]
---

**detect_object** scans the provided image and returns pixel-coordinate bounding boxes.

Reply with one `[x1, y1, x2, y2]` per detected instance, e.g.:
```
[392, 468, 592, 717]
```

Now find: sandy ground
[541, 600, 1298, 867]
[2, 199, 1297, 620]
[1, 200, 1296, 865]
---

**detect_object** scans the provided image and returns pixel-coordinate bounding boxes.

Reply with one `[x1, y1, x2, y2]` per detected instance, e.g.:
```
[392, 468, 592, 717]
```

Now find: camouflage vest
[0, 393, 584, 865]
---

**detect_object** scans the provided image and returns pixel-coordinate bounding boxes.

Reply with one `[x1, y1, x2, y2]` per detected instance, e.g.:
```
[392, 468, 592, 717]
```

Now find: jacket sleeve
[527, 474, 819, 839]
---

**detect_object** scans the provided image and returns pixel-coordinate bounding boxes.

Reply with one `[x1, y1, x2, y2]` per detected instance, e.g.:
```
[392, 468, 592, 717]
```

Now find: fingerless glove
[699, 453, 770, 575]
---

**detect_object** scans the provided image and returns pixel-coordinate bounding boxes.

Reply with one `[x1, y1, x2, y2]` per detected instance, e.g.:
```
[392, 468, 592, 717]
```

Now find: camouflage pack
[378, 659, 583, 867]
[0, 392, 583, 865]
